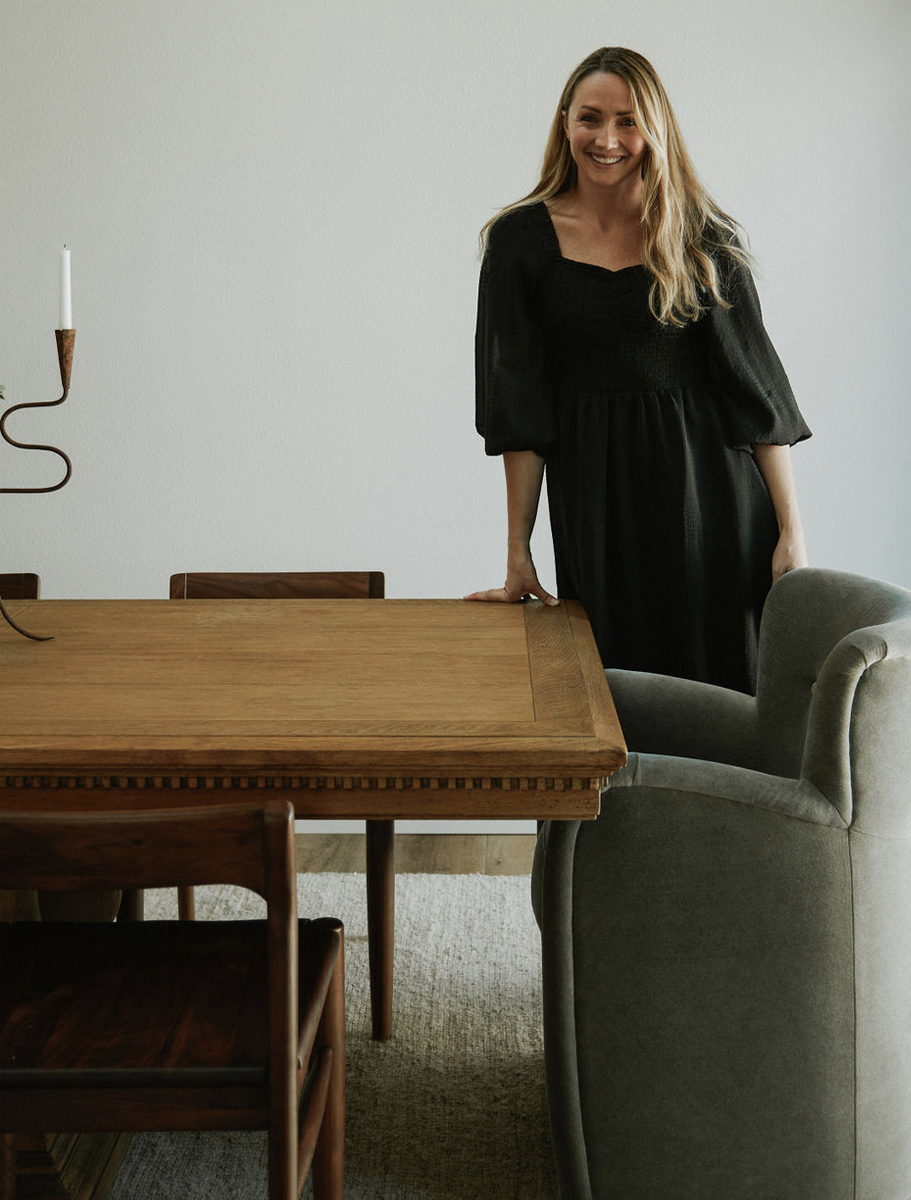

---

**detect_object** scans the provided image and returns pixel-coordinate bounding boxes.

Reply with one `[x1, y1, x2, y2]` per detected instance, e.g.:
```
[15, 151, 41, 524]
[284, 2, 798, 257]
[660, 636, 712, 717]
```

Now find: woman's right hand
[464, 559, 559, 605]
[467, 451, 558, 604]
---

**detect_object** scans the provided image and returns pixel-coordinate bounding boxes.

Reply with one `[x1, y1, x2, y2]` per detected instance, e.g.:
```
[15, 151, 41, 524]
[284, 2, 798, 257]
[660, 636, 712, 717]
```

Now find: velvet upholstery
[532, 568, 911, 1199]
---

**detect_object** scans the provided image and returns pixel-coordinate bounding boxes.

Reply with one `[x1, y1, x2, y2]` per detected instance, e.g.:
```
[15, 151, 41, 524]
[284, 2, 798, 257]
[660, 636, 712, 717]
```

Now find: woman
[467, 47, 810, 694]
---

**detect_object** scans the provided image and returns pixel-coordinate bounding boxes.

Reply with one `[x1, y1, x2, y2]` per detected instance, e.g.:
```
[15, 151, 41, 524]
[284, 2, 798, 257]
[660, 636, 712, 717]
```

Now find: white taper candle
[59, 246, 72, 329]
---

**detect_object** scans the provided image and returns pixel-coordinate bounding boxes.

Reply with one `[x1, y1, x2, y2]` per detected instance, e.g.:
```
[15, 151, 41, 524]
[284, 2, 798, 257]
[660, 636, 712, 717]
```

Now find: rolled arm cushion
[606, 751, 848, 829]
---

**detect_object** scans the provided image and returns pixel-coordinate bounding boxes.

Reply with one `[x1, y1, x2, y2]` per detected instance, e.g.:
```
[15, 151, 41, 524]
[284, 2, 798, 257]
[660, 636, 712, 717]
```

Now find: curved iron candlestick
[1, 329, 75, 494]
[0, 595, 53, 641]
[0, 329, 75, 640]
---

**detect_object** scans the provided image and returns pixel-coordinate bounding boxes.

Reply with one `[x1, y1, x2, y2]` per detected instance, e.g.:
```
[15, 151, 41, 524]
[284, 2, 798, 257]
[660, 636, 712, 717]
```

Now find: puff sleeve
[475, 211, 557, 457]
[705, 252, 812, 450]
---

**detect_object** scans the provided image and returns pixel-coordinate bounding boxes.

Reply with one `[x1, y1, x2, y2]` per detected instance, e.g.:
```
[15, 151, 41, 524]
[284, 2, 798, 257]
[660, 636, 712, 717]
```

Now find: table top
[0, 598, 626, 819]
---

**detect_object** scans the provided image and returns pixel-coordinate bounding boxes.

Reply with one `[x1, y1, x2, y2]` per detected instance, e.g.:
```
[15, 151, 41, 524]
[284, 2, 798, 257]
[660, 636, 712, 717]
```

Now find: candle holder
[0, 329, 75, 640]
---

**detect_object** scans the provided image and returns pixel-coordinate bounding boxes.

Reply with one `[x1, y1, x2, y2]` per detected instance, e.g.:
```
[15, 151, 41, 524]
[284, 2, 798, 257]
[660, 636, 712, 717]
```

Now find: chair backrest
[0, 801, 294, 910]
[754, 568, 911, 782]
[169, 571, 384, 600]
[0, 573, 40, 600]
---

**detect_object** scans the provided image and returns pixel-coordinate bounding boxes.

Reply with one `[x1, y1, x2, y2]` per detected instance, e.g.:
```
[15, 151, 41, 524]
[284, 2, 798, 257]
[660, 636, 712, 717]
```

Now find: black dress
[475, 201, 811, 694]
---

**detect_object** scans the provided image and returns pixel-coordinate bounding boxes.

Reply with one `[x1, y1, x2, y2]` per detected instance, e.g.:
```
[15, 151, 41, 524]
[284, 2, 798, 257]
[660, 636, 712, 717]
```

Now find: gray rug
[109, 872, 558, 1199]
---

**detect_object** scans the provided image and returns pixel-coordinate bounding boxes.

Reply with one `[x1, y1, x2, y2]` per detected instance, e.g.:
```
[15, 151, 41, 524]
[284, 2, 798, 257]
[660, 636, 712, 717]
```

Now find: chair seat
[1, 919, 337, 1089]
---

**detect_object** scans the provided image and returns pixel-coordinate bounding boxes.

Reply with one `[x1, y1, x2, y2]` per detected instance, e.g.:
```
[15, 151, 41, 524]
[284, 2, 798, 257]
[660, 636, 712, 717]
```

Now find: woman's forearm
[753, 444, 800, 530]
[753, 443, 808, 581]
[504, 449, 547, 564]
[464, 449, 557, 604]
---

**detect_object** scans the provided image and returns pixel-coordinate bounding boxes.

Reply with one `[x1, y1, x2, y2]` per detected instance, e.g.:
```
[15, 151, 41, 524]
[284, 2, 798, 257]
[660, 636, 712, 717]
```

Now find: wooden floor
[295, 833, 537, 875]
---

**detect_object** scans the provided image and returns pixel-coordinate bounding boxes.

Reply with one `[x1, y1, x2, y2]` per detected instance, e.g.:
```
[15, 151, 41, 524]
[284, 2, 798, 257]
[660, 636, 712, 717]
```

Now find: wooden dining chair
[0, 800, 344, 1200]
[0, 575, 42, 926]
[169, 569, 394, 1041]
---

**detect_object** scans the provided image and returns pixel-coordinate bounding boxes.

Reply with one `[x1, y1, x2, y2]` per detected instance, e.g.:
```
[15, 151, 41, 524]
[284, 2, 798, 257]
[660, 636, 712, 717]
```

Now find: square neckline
[538, 200, 645, 276]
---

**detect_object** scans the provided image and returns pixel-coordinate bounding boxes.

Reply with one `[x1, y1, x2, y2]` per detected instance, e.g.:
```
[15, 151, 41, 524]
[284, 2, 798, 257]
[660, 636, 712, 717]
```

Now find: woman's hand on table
[464, 560, 559, 605]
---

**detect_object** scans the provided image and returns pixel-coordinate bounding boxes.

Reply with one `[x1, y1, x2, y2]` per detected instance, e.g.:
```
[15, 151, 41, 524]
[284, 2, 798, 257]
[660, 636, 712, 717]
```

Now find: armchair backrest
[804, 616, 911, 830]
[758, 566, 911, 820]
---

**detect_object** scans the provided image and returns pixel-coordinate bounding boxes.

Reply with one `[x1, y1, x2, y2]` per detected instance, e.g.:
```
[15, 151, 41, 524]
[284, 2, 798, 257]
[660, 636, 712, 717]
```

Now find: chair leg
[1, 1133, 16, 1200]
[117, 889, 144, 922]
[311, 928, 345, 1200]
[178, 885, 196, 920]
[365, 819, 394, 1040]
[269, 1106, 298, 1200]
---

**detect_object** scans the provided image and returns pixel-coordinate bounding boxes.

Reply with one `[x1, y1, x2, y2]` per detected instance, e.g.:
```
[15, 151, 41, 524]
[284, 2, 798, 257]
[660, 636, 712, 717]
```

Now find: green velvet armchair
[532, 568, 911, 1199]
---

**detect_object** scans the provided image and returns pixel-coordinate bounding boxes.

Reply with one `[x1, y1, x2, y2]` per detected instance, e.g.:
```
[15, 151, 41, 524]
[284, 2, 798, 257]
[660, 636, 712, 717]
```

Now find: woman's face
[562, 72, 647, 193]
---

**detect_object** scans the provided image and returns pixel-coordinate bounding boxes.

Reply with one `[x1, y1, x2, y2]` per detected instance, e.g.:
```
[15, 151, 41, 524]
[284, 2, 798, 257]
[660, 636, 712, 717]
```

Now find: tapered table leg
[365, 819, 394, 1040]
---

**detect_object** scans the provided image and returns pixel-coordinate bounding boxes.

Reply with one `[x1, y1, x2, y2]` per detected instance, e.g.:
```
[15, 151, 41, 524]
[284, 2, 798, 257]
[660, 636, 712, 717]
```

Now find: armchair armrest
[606, 751, 847, 829]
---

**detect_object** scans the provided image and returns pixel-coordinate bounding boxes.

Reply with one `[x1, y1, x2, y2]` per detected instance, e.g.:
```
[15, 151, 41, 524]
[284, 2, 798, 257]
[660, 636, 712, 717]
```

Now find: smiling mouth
[590, 154, 624, 165]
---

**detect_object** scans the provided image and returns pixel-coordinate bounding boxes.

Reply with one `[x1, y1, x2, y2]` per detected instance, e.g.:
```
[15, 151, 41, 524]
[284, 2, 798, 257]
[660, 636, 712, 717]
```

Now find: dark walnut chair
[0, 800, 344, 1200]
[0, 575, 76, 923]
[0, 574, 41, 925]
[533, 568, 911, 1200]
[169, 569, 394, 1040]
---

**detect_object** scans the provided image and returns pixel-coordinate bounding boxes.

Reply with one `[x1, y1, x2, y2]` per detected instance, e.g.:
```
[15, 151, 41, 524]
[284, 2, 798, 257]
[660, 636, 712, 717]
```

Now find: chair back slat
[0, 802, 291, 897]
[169, 571, 384, 600]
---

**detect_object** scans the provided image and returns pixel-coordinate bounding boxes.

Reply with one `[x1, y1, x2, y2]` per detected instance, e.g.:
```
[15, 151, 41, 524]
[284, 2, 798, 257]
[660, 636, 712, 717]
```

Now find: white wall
[3, 0, 909, 833]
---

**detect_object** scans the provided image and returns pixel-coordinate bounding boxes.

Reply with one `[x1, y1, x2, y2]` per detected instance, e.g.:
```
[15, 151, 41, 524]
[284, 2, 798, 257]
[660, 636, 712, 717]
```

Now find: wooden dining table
[0, 596, 626, 814]
[1, 595, 626, 1199]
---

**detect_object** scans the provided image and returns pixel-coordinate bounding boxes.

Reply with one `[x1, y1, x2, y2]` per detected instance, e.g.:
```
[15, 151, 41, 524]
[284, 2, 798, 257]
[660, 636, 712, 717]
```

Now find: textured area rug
[108, 873, 558, 1200]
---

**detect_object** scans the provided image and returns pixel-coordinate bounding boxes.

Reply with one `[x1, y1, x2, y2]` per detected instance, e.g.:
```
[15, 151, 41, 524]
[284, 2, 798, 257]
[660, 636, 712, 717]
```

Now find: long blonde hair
[481, 47, 749, 326]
